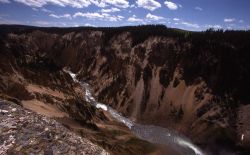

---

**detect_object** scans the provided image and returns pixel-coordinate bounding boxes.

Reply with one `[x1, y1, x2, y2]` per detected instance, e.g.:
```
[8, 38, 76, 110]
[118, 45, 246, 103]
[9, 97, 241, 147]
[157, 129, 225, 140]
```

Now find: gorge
[66, 70, 203, 155]
[0, 25, 250, 154]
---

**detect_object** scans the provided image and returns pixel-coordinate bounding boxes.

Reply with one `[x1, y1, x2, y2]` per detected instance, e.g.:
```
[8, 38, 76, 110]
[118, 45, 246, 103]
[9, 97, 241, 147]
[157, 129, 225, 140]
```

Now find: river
[66, 70, 205, 155]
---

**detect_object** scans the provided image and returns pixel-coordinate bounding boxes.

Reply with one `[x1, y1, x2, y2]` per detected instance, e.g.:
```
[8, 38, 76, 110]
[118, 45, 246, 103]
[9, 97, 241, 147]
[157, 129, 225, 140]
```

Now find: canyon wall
[1, 25, 250, 153]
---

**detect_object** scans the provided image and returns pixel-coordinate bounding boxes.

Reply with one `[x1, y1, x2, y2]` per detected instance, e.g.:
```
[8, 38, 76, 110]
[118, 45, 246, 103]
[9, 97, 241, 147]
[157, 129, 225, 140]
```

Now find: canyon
[0, 25, 250, 154]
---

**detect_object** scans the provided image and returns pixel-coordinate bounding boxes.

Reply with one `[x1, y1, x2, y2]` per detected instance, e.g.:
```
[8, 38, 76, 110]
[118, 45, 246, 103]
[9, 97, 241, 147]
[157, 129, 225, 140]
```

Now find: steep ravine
[74, 30, 250, 154]
[66, 70, 204, 155]
[1, 25, 250, 154]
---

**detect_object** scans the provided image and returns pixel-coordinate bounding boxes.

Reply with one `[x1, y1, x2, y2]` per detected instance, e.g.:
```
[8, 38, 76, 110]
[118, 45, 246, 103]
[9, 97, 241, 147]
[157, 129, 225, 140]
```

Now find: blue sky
[0, 0, 249, 31]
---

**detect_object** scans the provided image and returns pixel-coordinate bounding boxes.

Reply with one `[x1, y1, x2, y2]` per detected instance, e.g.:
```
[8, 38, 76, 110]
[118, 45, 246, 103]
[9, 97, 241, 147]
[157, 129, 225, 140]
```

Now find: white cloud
[205, 24, 222, 29]
[181, 22, 200, 29]
[127, 15, 143, 22]
[164, 1, 178, 10]
[117, 15, 124, 19]
[74, 12, 102, 18]
[91, 0, 130, 8]
[100, 7, 120, 13]
[0, 0, 10, 3]
[49, 13, 72, 19]
[73, 12, 124, 22]
[211, 25, 222, 29]
[136, 0, 161, 11]
[90, 0, 106, 7]
[146, 13, 164, 21]
[195, 6, 202, 11]
[14, 0, 45, 7]
[14, 0, 130, 8]
[173, 18, 180, 21]
[130, 4, 136, 8]
[224, 18, 235, 23]
[14, 0, 91, 8]
[239, 19, 244, 23]
[103, 0, 129, 8]
[41, 8, 53, 13]
[84, 23, 96, 27]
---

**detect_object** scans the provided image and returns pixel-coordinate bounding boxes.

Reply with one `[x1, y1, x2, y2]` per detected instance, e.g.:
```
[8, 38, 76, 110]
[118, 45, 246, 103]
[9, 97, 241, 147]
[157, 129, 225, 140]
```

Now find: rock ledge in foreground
[0, 99, 109, 155]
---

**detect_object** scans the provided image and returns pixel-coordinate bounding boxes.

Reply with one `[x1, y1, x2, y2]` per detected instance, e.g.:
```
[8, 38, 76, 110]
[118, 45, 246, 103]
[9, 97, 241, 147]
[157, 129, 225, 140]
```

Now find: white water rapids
[66, 70, 205, 155]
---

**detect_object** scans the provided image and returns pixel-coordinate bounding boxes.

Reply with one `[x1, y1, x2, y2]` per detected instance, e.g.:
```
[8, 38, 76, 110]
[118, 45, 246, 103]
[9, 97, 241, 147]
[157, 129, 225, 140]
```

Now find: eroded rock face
[0, 25, 169, 155]
[0, 100, 109, 155]
[0, 25, 250, 154]
[72, 30, 250, 153]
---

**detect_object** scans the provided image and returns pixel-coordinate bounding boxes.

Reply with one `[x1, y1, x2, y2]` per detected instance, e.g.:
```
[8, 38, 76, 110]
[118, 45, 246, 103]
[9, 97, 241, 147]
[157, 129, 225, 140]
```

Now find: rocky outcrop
[0, 25, 250, 154]
[0, 99, 109, 155]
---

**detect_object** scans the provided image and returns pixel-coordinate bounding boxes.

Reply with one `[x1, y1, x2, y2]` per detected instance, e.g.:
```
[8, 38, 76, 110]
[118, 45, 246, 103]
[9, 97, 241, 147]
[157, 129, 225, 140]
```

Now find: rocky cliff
[0, 99, 109, 155]
[0, 25, 250, 154]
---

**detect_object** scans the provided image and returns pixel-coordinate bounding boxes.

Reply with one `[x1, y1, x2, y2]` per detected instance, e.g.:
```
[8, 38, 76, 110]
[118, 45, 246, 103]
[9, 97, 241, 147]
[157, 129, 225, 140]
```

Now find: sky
[0, 0, 249, 31]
